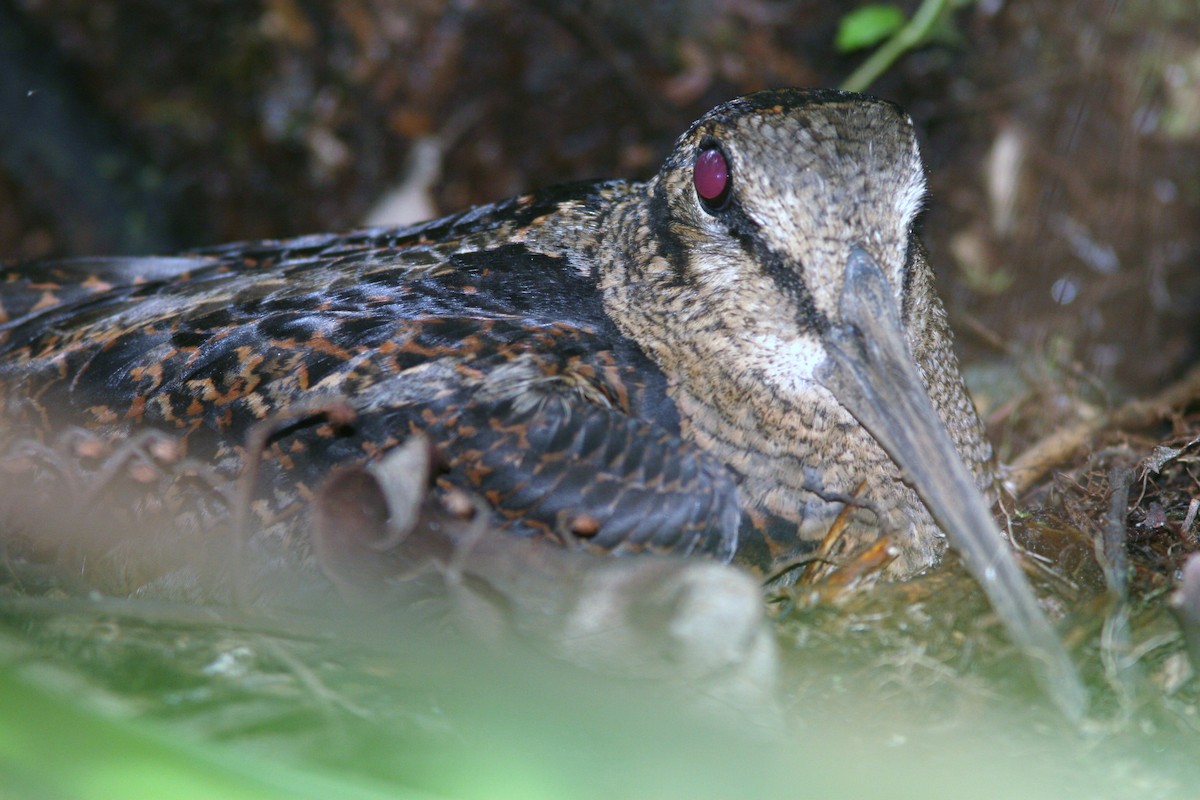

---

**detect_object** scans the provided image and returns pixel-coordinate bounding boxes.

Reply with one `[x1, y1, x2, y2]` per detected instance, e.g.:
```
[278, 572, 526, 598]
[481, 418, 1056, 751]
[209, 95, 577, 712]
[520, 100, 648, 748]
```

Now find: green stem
[840, 0, 953, 93]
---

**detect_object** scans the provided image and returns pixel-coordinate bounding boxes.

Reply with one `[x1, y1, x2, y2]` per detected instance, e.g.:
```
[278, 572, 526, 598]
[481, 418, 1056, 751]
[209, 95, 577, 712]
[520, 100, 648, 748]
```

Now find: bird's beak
[817, 246, 1086, 721]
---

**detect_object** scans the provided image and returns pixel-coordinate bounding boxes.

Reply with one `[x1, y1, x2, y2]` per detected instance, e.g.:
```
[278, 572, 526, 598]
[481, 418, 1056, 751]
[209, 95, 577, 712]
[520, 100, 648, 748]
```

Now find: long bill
[816, 246, 1087, 723]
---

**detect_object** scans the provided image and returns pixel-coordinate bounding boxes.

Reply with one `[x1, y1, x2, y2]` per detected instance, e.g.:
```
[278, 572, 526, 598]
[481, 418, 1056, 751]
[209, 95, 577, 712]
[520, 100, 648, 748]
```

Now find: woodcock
[0, 88, 1086, 715]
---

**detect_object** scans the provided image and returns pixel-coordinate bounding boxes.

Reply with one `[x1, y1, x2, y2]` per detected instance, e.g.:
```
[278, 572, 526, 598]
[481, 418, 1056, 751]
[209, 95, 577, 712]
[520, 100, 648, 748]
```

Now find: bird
[0, 88, 995, 582]
[0, 88, 1094, 718]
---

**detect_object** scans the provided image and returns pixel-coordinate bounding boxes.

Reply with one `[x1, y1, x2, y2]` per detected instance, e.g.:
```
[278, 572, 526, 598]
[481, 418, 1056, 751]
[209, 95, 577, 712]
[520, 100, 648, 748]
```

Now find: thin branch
[840, 0, 953, 93]
[1006, 361, 1200, 498]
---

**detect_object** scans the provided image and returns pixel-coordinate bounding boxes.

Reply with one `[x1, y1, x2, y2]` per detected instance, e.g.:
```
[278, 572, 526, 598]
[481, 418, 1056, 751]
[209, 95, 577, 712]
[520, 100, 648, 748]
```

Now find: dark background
[2, 0, 1198, 396]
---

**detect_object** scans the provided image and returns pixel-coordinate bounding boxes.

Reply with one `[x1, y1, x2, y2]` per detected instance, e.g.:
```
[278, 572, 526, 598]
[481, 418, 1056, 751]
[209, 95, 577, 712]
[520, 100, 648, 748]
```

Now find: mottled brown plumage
[0, 88, 1092, 717]
[0, 89, 992, 579]
[596, 92, 995, 574]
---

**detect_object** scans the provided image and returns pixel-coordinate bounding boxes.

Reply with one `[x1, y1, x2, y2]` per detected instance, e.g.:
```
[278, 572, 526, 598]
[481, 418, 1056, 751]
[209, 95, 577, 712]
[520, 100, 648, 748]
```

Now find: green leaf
[835, 4, 907, 53]
[0, 664, 421, 800]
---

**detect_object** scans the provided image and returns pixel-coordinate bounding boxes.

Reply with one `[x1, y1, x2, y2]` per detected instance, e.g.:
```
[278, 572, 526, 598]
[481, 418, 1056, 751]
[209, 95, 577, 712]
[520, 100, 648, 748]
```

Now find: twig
[1099, 466, 1132, 599]
[840, 0, 953, 93]
[1006, 361, 1200, 498]
[232, 398, 356, 605]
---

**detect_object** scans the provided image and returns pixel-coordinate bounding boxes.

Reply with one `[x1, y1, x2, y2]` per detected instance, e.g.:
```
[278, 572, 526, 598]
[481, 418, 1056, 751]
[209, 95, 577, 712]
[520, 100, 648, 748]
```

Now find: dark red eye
[694, 147, 730, 210]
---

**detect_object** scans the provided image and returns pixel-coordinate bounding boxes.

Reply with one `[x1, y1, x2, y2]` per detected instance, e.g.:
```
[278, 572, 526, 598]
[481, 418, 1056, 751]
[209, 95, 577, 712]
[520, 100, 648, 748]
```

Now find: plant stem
[840, 0, 953, 92]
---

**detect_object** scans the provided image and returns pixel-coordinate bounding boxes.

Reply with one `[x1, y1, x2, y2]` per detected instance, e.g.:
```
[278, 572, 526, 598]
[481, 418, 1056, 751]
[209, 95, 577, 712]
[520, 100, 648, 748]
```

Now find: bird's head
[645, 89, 928, 390]
[617, 89, 991, 570]
[607, 90, 1083, 717]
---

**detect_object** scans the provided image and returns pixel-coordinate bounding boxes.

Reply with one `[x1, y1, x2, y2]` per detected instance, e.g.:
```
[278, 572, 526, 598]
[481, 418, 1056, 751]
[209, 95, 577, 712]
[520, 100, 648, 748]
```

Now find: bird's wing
[344, 342, 741, 561]
[0, 203, 738, 560]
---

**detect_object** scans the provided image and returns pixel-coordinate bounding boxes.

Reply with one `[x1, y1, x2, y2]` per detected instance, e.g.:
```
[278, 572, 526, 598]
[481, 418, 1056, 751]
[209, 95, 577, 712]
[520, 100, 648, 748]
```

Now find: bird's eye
[694, 146, 731, 212]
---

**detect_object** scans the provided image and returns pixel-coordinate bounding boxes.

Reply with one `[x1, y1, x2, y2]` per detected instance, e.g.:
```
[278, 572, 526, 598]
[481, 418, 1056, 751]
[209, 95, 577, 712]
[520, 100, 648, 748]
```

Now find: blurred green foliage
[836, 4, 908, 52]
